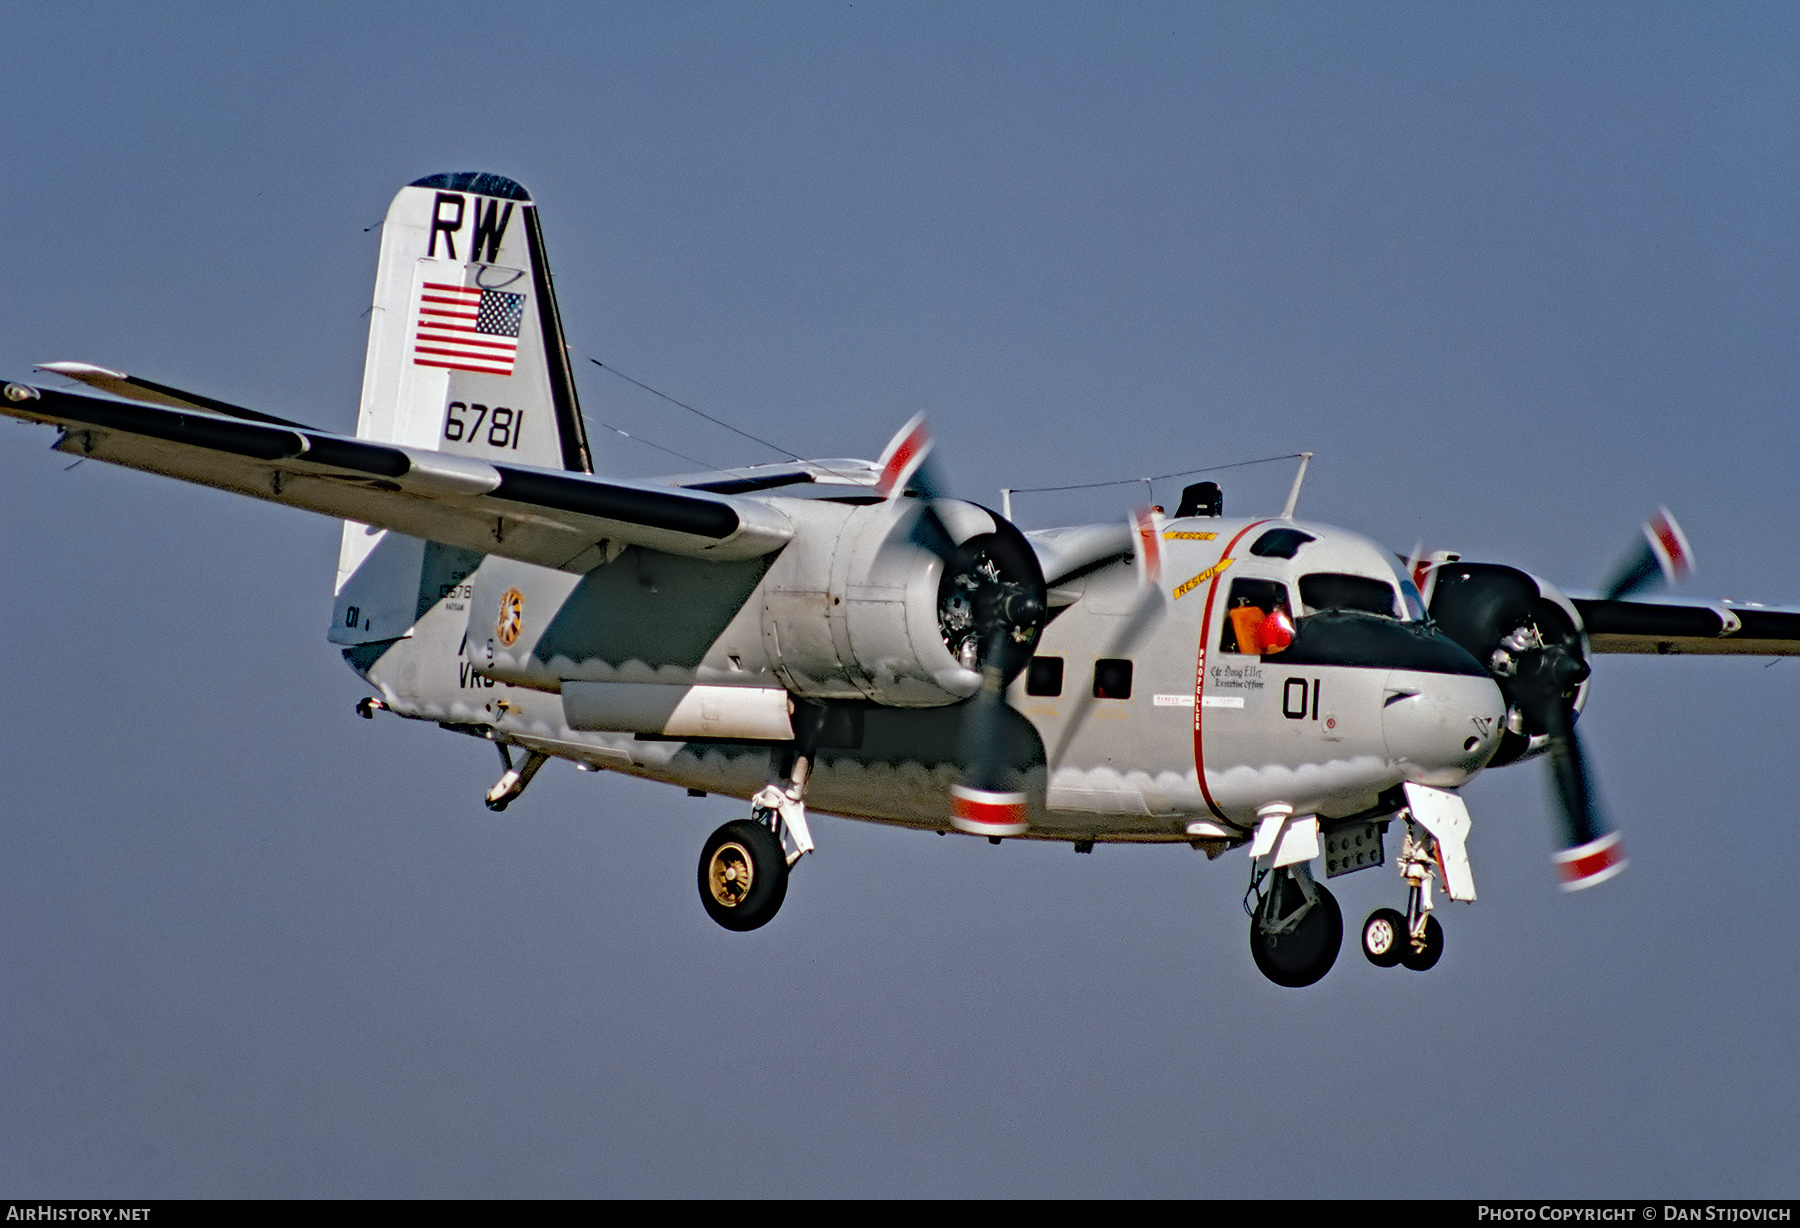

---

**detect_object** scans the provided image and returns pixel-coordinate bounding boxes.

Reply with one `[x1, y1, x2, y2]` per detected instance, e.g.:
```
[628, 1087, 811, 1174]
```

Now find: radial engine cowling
[757, 496, 1045, 707]
[1426, 561, 1589, 767]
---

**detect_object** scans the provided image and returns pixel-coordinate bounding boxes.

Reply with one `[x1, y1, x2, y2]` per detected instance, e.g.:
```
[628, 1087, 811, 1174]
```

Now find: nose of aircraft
[1381, 670, 1507, 788]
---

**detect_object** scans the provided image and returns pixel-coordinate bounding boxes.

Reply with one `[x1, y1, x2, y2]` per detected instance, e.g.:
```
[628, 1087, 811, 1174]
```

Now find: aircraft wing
[1028, 523, 1133, 590]
[1, 383, 793, 569]
[1574, 596, 1800, 656]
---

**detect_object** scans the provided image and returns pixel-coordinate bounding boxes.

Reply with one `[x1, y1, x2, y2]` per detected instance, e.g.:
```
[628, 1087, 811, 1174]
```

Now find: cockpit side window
[1219, 578, 1296, 655]
[1298, 572, 1401, 618]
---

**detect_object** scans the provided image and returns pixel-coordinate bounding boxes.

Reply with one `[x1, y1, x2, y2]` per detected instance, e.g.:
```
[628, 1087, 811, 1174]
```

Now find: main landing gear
[699, 820, 789, 931]
[1246, 864, 1342, 988]
[696, 709, 822, 933]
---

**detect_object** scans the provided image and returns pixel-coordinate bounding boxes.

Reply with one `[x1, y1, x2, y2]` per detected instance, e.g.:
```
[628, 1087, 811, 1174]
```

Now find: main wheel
[698, 819, 789, 932]
[1398, 914, 1443, 971]
[1361, 907, 1407, 968]
[1249, 878, 1343, 988]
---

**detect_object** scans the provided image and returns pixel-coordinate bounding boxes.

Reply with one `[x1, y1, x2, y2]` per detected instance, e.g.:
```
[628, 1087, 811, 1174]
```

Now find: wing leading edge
[1, 383, 793, 569]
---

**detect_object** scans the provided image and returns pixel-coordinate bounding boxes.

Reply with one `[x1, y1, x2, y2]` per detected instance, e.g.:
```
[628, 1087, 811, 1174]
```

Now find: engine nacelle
[464, 494, 1044, 713]
[1426, 560, 1589, 766]
[756, 495, 1044, 707]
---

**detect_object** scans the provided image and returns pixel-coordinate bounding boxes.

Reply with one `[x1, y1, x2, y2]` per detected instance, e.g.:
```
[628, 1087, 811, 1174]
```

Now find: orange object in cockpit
[1229, 605, 1267, 654]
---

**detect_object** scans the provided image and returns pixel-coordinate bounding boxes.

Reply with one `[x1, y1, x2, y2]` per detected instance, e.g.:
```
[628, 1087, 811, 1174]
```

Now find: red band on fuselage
[1192, 519, 1270, 823]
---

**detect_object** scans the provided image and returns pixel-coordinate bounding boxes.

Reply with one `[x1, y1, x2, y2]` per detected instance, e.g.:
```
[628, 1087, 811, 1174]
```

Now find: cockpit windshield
[1298, 573, 1401, 618]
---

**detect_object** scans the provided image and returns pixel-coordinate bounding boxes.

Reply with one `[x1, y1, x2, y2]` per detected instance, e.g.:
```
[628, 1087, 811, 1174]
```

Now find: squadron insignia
[495, 588, 525, 647]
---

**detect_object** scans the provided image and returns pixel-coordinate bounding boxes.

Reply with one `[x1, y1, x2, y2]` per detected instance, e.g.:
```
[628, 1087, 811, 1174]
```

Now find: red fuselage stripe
[1192, 519, 1270, 822]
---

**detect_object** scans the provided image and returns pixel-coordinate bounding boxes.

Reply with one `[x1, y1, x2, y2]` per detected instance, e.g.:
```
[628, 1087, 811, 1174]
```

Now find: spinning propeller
[875, 417, 1047, 837]
[1423, 509, 1692, 890]
[1044, 505, 1173, 770]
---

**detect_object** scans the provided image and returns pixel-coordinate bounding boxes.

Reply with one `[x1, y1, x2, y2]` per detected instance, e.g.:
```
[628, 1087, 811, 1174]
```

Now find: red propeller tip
[1554, 831, 1628, 891]
[950, 785, 1029, 837]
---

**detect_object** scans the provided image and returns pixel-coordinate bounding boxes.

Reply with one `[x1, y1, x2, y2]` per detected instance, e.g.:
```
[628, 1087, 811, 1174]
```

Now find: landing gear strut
[1362, 820, 1446, 971]
[485, 741, 548, 812]
[1246, 864, 1342, 988]
[695, 703, 826, 933]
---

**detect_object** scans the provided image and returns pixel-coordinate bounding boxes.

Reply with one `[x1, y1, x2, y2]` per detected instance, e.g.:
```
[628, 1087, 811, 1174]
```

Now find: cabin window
[1026, 656, 1065, 697]
[1093, 658, 1133, 699]
[1249, 528, 1316, 559]
[1298, 572, 1401, 618]
[1219, 578, 1296, 655]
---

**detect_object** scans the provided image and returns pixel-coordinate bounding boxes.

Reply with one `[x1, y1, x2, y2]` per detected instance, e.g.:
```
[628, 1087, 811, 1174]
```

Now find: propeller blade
[1399, 542, 1429, 619]
[950, 659, 1029, 837]
[950, 592, 1041, 837]
[1601, 507, 1694, 599]
[1101, 506, 1173, 656]
[875, 412, 941, 502]
[1541, 707, 1628, 891]
[1048, 508, 1170, 768]
[869, 414, 1047, 836]
[1517, 645, 1628, 890]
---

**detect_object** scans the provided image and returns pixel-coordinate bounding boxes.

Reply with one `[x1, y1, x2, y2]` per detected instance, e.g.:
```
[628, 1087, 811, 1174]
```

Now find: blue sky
[3, 2, 1797, 1196]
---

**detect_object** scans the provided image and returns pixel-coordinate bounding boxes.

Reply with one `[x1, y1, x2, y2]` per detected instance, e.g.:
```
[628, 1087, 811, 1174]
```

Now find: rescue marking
[1200, 695, 1244, 709]
[1173, 557, 1233, 600]
[1153, 693, 1196, 707]
[1163, 530, 1217, 541]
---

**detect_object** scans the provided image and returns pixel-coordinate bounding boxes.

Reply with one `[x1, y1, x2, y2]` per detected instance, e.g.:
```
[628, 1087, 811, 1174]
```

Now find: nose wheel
[1361, 907, 1407, 967]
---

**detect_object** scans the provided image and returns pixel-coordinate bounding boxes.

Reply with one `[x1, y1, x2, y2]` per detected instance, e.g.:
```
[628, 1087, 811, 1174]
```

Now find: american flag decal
[413, 281, 525, 376]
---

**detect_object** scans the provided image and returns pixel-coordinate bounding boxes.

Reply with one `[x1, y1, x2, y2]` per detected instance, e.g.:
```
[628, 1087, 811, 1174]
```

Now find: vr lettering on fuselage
[458, 660, 497, 689]
[427, 193, 516, 263]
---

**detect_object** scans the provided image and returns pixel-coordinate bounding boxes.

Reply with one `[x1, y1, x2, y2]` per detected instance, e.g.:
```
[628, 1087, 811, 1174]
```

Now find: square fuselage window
[1093, 658, 1133, 699]
[1026, 656, 1064, 697]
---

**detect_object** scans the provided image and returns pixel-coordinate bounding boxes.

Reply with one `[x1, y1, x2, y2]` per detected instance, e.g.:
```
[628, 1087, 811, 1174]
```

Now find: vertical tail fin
[352, 171, 590, 468]
[333, 173, 591, 645]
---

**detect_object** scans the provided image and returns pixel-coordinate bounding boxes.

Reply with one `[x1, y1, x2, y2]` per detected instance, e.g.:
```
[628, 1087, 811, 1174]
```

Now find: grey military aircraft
[9, 172, 1798, 987]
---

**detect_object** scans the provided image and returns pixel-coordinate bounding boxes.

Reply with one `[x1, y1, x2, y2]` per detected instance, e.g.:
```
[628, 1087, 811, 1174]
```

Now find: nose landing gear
[1362, 823, 1447, 971]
